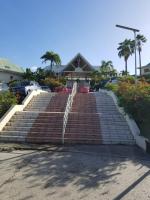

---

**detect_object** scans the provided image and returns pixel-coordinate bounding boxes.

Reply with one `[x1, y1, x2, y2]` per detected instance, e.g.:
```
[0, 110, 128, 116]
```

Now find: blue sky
[0, 0, 150, 74]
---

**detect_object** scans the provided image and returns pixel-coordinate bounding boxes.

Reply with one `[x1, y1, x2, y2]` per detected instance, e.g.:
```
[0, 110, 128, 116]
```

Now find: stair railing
[62, 82, 77, 144]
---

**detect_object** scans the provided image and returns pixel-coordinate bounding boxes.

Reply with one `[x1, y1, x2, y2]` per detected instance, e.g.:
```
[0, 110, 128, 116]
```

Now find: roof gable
[63, 53, 94, 72]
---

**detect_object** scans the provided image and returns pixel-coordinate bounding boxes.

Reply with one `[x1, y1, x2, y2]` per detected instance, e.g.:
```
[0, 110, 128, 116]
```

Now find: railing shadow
[113, 170, 150, 200]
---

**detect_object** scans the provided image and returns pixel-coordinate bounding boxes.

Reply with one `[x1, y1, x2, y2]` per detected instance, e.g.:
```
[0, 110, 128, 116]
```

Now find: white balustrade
[62, 82, 77, 144]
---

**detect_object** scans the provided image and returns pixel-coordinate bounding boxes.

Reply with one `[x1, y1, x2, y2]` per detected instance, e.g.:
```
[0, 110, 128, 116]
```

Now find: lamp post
[116, 24, 140, 81]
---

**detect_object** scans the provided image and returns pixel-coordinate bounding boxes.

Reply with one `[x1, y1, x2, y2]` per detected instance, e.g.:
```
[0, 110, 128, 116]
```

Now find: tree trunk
[139, 50, 142, 76]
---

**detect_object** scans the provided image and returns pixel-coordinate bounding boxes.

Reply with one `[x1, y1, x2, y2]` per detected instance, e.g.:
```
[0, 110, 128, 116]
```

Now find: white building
[0, 58, 24, 83]
[141, 63, 150, 75]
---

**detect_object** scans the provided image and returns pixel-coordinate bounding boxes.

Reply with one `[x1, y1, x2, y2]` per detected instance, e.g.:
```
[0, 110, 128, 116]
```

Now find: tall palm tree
[99, 60, 114, 77]
[117, 39, 134, 74]
[41, 51, 61, 71]
[136, 34, 147, 76]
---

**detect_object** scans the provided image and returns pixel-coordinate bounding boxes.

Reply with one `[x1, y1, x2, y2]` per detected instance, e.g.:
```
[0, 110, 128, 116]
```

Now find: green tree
[23, 68, 35, 80]
[0, 92, 17, 118]
[41, 51, 61, 71]
[117, 39, 134, 74]
[99, 60, 116, 77]
[136, 34, 147, 76]
[34, 67, 46, 83]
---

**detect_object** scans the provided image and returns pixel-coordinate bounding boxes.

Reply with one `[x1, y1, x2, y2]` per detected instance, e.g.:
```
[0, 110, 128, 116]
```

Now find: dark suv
[10, 81, 41, 96]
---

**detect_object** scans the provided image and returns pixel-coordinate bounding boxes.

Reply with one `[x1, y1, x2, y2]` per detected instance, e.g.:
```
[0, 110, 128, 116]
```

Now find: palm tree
[136, 34, 147, 76]
[117, 39, 134, 74]
[99, 60, 114, 77]
[41, 51, 61, 71]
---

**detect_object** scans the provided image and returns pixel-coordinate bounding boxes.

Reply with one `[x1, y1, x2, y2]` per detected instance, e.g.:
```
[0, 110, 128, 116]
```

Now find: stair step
[4, 127, 63, 131]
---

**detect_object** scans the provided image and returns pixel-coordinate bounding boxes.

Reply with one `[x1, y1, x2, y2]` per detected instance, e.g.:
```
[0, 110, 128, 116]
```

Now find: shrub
[58, 77, 66, 85]
[116, 81, 150, 123]
[104, 83, 118, 92]
[0, 92, 17, 118]
[43, 77, 63, 91]
[118, 75, 135, 84]
[117, 83, 150, 140]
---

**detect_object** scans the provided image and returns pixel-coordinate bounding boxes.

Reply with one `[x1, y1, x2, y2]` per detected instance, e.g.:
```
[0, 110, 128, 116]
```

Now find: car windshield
[21, 81, 30, 86]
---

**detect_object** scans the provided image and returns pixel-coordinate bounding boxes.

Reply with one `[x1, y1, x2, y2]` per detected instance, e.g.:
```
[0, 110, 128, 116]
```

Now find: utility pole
[116, 24, 140, 81]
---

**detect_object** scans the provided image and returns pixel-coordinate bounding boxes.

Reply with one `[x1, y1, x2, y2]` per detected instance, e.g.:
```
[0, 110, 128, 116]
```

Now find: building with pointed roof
[0, 58, 24, 83]
[45, 53, 96, 88]
[45, 53, 95, 80]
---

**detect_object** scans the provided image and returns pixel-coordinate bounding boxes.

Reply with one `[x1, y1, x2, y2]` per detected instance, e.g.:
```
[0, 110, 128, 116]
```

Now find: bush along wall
[0, 92, 17, 118]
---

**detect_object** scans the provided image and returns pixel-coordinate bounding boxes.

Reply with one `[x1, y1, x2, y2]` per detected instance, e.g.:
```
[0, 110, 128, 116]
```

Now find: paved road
[0, 145, 150, 200]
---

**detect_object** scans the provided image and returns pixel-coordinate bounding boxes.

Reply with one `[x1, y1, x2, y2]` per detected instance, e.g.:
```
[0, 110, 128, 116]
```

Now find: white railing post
[62, 82, 77, 144]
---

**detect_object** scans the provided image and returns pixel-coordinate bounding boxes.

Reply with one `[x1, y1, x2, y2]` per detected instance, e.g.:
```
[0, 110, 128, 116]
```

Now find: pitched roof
[63, 53, 95, 72]
[0, 58, 24, 74]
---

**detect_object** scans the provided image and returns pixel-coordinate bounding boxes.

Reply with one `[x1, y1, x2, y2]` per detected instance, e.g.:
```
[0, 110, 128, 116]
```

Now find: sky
[0, 0, 150, 74]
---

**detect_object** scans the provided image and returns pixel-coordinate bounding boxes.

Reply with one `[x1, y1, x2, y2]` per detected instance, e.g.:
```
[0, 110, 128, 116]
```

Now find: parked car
[0, 83, 9, 92]
[10, 81, 41, 96]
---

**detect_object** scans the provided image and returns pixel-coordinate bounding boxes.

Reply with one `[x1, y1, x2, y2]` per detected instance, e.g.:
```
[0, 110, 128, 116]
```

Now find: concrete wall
[0, 71, 23, 83]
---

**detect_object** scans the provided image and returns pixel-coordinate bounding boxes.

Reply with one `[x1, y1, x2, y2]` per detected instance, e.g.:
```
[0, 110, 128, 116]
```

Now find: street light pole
[134, 31, 137, 81]
[116, 24, 140, 80]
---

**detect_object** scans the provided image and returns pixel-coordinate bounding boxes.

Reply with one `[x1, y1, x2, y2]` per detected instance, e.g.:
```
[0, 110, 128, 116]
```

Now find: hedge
[0, 92, 17, 118]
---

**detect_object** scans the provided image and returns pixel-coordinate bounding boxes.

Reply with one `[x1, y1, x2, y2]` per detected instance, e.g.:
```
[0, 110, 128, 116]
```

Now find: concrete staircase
[24, 93, 55, 112]
[26, 112, 64, 143]
[0, 90, 135, 145]
[94, 92, 135, 144]
[46, 93, 69, 112]
[0, 93, 68, 143]
[65, 93, 102, 144]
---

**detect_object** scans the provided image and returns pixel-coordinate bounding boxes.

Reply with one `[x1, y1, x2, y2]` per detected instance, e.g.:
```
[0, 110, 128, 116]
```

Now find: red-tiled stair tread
[26, 112, 64, 143]
[46, 93, 69, 112]
[64, 94, 102, 144]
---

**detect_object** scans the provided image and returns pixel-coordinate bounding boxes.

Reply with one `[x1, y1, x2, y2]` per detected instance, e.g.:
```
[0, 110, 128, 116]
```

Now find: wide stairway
[0, 90, 135, 145]
[0, 93, 68, 143]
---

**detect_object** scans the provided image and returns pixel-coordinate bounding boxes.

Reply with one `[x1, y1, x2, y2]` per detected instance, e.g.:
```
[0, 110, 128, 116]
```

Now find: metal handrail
[62, 82, 77, 144]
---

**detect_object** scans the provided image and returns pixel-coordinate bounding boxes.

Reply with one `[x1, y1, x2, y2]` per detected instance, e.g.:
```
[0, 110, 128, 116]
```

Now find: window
[5, 66, 10, 69]
[144, 68, 150, 73]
